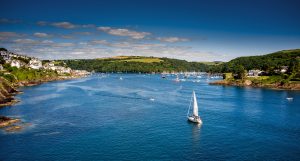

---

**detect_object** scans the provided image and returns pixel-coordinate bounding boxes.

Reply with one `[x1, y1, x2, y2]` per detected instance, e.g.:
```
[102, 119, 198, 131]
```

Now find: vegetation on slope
[60, 56, 211, 73]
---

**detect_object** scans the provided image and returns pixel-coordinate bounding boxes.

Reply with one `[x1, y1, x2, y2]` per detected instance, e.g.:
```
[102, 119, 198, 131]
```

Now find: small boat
[187, 91, 202, 124]
[174, 75, 180, 82]
[286, 97, 293, 101]
[119, 77, 123, 80]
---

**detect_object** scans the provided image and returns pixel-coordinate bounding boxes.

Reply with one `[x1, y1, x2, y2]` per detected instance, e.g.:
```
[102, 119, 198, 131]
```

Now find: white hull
[187, 116, 202, 124]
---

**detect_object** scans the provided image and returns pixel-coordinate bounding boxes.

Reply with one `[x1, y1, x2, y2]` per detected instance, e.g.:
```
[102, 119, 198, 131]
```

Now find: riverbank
[210, 79, 300, 90]
[0, 75, 84, 107]
[0, 75, 88, 132]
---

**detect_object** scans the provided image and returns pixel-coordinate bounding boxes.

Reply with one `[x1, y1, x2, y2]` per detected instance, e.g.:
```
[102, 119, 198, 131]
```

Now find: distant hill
[226, 49, 300, 71]
[58, 49, 300, 73]
[59, 56, 210, 73]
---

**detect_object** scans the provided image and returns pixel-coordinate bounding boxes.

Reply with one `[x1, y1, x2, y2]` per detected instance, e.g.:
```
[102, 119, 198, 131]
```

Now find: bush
[2, 74, 16, 82]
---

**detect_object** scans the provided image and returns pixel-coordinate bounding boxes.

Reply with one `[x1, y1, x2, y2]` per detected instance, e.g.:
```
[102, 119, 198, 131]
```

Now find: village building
[280, 66, 288, 73]
[247, 70, 262, 77]
[71, 70, 90, 76]
[29, 59, 43, 69]
[10, 59, 21, 68]
[53, 66, 72, 74]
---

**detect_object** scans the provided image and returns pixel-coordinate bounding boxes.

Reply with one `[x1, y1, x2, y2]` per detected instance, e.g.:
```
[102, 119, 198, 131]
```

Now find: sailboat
[187, 91, 202, 124]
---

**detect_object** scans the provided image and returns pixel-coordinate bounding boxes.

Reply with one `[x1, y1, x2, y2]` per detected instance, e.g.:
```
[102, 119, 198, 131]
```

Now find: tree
[233, 65, 246, 79]
[0, 56, 5, 64]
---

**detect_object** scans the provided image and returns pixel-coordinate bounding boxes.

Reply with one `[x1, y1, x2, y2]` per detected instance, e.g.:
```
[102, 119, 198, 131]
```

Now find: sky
[0, 0, 300, 61]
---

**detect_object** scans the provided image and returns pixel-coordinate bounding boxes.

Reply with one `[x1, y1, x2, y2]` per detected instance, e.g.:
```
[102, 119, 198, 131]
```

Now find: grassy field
[118, 58, 163, 63]
[199, 61, 223, 65]
[97, 56, 163, 63]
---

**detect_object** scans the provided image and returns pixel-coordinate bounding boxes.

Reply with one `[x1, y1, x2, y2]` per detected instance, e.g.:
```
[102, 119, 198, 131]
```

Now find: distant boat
[187, 91, 202, 124]
[286, 97, 293, 101]
[119, 77, 123, 80]
[174, 75, 180, 82]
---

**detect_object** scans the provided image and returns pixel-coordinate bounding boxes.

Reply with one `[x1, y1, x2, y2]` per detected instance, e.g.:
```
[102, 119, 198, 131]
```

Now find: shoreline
[0, 75, 88, 132]
[209, 80, 300, 91]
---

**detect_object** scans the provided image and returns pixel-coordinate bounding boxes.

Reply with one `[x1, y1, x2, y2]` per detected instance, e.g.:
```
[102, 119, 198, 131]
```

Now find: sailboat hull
[187, 116, 202, 124]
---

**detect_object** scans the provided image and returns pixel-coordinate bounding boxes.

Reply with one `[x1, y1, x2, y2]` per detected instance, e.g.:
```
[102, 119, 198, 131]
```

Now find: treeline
[60, 57, 212, 73]
[224, 49, 300, 72]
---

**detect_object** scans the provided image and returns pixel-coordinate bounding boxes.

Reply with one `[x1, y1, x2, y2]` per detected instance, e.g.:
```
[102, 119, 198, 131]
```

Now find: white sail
[193, 91, 198, 116]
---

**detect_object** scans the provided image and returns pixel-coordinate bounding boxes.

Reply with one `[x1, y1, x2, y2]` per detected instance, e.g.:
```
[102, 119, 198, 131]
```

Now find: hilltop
[59, 56, 210, 73]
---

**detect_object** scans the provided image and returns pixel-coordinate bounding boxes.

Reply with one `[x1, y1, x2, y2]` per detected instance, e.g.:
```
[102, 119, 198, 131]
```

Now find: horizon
[1, 0, 300, 62]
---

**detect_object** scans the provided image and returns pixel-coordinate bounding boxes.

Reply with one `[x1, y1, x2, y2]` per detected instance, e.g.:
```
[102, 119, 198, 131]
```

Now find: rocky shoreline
[0, 75, 87, 132]
[210, 80, 300, 90]
[0, 116, 22, 132]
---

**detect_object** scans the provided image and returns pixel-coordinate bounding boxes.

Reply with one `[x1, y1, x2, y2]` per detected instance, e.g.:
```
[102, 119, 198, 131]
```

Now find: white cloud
[91, 40, 109, 45]
[37, 21, 96, 29]
[14, 39, 36, 44]
[33, 32, 51, 38]
[52, 42, 75, 47]
[51, 22, 77, 29]
[36, 21, 48, 26]
[157, 37, 189, 43]
[0, 32, 25, 40]
[97, 27, 151, 39]
[41, 40, 54, 44]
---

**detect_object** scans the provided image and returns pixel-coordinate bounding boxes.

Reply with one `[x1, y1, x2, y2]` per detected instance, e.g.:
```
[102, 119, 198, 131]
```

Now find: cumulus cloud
[2, 19, 224, 61]
[37, 21, 96, 29]
[0, 32, 22, 38]
[52, 42, 75, 47]
[157, 37, 189, 43]
[97, 27, 150, 39]
[91, 40, 109, 45]
[36, 21, 48, 26]
[51, 22, 77, 29]
[33, 32, 52, 38]
[10, 38, 224, 61]
[0, 32, 27, 42]
[14, 39, 36, 44]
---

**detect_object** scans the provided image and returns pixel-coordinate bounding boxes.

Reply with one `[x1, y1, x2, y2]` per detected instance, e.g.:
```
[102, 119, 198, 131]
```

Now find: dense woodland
[59, 57, 212, 73]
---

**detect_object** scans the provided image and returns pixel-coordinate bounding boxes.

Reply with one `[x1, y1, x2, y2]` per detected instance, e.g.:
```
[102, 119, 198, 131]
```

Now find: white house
[53, 66, 72, 74]
[71, 70, 90, 76]
[43, 61, 55, 70]
[10, 60, 21, 68]
[29, 59, 43, 69]
[248, 70, 261, 77]
[280, 66, 288, 73]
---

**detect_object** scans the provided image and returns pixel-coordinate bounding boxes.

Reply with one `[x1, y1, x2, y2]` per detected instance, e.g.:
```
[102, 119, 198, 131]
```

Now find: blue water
[0, 74, 300, 161]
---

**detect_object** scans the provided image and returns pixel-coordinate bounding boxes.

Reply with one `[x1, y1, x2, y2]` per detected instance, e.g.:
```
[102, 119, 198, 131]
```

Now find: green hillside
[59, 56, 210, 73]
[226, 49, 300, 71]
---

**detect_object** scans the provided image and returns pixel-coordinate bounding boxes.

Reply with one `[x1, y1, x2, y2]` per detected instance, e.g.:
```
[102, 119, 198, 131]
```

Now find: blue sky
[1, 0, 300, 61]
